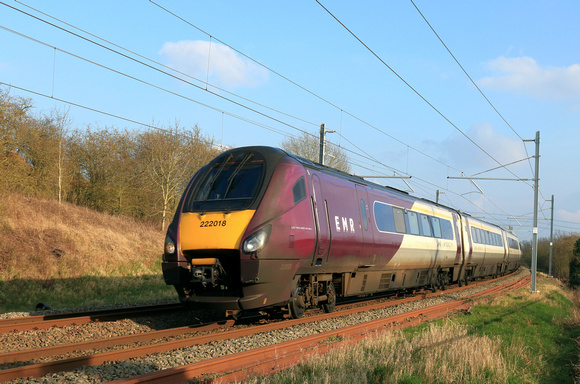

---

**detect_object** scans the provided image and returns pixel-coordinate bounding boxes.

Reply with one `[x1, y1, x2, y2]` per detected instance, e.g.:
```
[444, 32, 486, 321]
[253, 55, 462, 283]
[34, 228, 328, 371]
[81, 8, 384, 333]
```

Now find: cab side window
[292, 177, 306, 204]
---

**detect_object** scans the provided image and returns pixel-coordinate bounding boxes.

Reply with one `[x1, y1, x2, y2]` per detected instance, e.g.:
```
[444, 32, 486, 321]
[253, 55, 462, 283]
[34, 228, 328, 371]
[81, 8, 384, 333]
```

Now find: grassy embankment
[0, 193, 175, 313]
[248, 277, 580, 384]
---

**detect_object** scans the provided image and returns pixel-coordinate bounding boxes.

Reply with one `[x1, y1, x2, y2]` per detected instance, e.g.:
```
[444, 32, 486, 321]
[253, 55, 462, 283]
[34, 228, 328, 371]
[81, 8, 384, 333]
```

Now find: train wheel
[440, 272, 449, 291]
[289, 287, 306, 319]
[322, 283, 336, 313]
[430, 282, 439, 292]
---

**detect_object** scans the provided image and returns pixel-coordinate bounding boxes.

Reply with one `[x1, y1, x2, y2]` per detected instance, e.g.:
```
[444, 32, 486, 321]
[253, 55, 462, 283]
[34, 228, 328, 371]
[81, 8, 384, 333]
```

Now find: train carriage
[162, 146, 521, 318]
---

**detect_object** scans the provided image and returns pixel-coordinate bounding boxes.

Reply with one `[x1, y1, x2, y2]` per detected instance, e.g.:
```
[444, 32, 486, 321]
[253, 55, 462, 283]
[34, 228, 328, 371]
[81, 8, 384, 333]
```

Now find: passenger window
[431, 217, 442, 238]
[420, 214, 432, 237]
[393, 207, 406, 233]
[292, 177, 306, 205]
[373, 202, 395, 232]
[440, 219, 454, 240]
[472, 227, 479, 244]
[408, 211, 420, 235]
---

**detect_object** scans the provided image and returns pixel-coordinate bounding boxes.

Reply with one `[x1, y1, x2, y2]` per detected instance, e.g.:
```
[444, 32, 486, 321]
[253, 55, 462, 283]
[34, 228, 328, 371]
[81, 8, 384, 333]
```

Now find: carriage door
[355, 185, 374, 264]
[311, 174, 331, 265]
[452, 212, 462, 265]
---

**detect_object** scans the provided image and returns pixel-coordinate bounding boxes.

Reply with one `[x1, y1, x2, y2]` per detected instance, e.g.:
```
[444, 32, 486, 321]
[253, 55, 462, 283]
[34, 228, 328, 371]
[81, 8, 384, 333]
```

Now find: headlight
[165, 235, 176, 255]
[242, 225, 272, 254]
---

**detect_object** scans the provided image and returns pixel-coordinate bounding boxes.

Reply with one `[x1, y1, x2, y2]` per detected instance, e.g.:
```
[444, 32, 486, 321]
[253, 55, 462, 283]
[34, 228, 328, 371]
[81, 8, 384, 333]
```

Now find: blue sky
[2, 0, 580, 241]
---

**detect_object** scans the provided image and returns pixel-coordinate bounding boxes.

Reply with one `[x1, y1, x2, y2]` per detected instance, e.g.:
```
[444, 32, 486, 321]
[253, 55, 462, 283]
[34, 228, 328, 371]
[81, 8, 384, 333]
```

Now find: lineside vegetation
[0, 193, 174, 312]
[1, 88, 222, 232]
[246, 279, 580, 384]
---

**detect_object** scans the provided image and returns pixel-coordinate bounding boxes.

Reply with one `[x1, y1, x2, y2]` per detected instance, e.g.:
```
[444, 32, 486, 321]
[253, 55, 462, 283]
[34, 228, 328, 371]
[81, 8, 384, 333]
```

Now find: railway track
[109, 274, 531, 384]
[0, 271, 529, 383]
[0, 302, 184, 334]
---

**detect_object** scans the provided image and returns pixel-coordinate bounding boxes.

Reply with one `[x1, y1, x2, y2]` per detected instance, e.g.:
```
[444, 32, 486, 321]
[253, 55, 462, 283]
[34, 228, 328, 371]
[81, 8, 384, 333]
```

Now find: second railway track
[0, 303, 185, 334]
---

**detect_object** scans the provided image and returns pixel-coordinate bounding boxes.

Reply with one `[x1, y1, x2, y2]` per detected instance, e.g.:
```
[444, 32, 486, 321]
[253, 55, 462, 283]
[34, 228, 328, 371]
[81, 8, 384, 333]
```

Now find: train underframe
[168, 253, 519, 319]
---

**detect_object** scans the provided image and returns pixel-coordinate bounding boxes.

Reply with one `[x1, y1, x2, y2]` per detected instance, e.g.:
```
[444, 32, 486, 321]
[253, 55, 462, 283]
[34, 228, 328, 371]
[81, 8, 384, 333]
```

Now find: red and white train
[162, 146, 521, 318]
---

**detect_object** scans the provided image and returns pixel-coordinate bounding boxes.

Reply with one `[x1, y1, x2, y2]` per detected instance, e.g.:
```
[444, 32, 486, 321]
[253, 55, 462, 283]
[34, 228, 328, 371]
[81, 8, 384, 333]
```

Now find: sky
[1, 0, 580, 242]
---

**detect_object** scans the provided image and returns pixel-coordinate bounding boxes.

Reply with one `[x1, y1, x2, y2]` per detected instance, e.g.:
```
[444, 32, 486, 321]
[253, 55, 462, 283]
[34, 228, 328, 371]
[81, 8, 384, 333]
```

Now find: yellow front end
[179, 210, 256, 250]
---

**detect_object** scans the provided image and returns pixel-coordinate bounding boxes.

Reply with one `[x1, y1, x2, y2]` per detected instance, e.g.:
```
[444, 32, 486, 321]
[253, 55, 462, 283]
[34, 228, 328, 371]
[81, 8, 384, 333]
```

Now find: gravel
[2, 269, 528, 384]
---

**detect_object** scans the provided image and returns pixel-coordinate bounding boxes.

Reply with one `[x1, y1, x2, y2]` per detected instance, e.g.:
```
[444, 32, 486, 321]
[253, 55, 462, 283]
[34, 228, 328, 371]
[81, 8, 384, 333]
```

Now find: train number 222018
[200, 220, 227, 228]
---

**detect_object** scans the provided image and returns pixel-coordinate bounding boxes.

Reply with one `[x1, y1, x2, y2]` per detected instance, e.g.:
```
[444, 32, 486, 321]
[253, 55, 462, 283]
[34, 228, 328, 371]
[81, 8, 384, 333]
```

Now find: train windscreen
[184, 151, 265, 212]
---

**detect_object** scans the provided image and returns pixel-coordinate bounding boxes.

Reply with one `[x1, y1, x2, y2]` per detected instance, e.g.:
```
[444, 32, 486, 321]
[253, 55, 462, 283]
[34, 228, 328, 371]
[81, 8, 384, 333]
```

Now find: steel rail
[0, 319, 236, 364]
[0, 271, 507, 365]
[0, 302, 184, 334]
[110, 275, 530, 384]
[0, 273, 526, 383]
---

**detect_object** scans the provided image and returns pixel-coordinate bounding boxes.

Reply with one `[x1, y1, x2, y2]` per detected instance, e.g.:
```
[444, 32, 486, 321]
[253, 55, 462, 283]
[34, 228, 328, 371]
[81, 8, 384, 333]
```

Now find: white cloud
[159, 40, 269, 88]
[479, 56, 580, 102]
[557, 209, 580, 224]
[435, 122, 528, 173]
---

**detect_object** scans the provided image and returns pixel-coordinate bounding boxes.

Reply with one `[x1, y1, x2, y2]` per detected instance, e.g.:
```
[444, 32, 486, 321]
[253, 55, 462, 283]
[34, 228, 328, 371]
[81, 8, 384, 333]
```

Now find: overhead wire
[0, 25, 311, 139]
[147, 0, 466, 175]
[1, 4, 404, 190]
[315, 0, 545, 234]
[408, 0, 552, 205]
[315, 0, 532, 185]
[2, 1, 539, 234]
[7, 0, 471, 192]
[147, 0, 345, 112]
[4, 1, 319, 130]
[408, 0, 523, 141]
[146, 0, 515, 222]
[0, 81, 298, 145]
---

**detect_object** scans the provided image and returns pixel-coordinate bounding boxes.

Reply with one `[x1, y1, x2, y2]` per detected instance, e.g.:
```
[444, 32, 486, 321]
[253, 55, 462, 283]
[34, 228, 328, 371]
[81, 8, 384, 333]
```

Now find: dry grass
[246, 278, 579, 384]
[0, 193, 174, 312]
[0, 193, 163, 281]
[248, 321, 517, 384]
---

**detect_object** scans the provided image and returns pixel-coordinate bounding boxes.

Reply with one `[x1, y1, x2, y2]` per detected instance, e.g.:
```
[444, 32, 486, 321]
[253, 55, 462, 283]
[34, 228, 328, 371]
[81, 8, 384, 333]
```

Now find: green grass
[0, 275, 177, 313]
[245, 278, 579, 384]
[452, 283, 579, 383]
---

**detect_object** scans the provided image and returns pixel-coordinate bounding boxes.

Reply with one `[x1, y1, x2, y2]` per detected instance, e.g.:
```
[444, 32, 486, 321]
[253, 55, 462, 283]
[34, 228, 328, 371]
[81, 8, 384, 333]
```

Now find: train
[162, 146, 521, 318]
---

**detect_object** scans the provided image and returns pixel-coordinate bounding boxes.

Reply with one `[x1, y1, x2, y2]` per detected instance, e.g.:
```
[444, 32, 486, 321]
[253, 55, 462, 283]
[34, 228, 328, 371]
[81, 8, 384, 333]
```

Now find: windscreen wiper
[223, 153, 254, 199]
[204, 153, 233, 201]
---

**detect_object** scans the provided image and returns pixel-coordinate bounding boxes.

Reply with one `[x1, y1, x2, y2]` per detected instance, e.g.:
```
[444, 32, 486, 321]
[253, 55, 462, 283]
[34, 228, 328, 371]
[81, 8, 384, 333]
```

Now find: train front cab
[162, 147, 319, 313]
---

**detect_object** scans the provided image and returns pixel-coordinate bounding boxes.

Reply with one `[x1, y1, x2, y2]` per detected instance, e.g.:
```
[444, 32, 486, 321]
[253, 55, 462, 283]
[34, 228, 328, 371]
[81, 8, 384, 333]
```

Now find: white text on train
[334, 216, 355, 233]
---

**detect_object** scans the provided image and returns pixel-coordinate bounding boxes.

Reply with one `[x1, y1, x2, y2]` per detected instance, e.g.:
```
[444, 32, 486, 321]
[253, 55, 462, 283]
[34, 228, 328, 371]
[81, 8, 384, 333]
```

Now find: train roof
[224, 146, 515, 237]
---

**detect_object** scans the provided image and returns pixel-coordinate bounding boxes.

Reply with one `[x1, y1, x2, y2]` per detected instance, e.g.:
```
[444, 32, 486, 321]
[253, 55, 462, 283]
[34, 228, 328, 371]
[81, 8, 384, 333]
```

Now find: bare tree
[281, 131, 351, 173]
[0, 89, 34, 195]
[67, 126, 138, 214]
[49, 108, 72, 204]
[136, 123, 221, 231]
